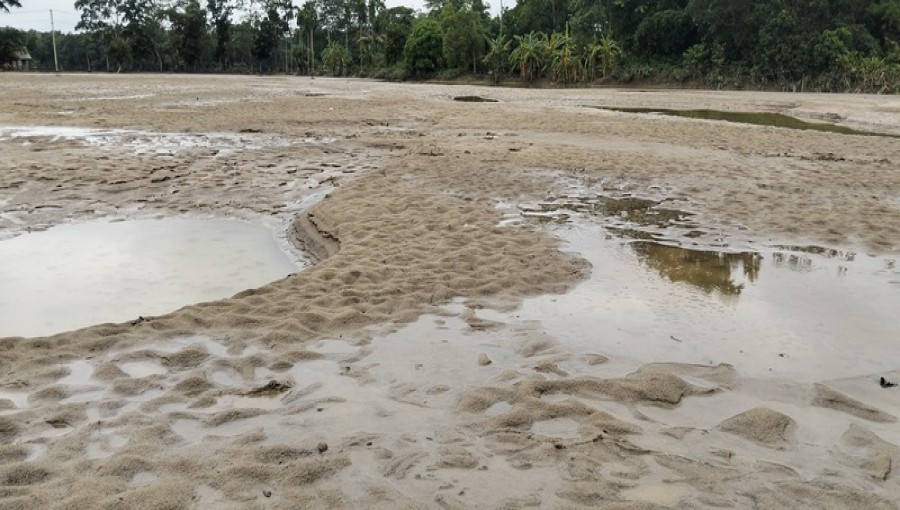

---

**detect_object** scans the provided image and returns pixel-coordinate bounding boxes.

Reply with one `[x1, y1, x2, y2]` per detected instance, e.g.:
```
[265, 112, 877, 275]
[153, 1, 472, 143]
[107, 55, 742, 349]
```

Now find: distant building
[2, 49, 32, 71]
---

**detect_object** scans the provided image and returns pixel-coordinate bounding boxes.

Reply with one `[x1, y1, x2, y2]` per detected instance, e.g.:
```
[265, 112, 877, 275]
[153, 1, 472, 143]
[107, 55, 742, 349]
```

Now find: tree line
[2, 0, 899, 92]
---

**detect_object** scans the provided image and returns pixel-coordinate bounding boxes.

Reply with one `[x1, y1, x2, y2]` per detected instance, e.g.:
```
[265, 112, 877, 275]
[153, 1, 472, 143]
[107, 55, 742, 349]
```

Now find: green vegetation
[0, 0, 21, 13]
[1, 0, 898, 92]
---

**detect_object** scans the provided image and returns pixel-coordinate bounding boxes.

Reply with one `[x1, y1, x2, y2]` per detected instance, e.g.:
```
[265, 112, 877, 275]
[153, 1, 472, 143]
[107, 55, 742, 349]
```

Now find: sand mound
[519, 365, 719, 407]
[717, 407, 797, 445]
[838, 424, 898, 481]
[813, 384, 897, 422]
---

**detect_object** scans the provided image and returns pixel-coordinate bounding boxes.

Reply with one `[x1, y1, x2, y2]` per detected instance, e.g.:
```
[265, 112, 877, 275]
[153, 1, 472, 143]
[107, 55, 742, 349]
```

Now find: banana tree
[597, 32, 620, 78]
[483, 34, 510, 84]
[549, 26, 580, 85]
[321, 40, 350, 75]
[509, 32, 543, 85]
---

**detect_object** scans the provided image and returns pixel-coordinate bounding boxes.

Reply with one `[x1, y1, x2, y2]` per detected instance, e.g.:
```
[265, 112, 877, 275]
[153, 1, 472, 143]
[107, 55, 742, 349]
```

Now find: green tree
[570, 0, 608, 44]
[208, 0, 233, 69]
[0, 0, 20, 13]
[74, 0, 165, 71]
[686, 0, 769, 63]
[298, 1, 319, 74]
[867, 1, 900, 44]
[404, 18, 444, 76]
[441, 1, 485, 73]
[634, 9, 697, 58]
[252, 0, 293, 72]
[107, 36, 132, 71]
[0, 27, 24, 66]
[509, 0, 570, 35]
[377, 6, 415, 66]
[169, 0, 208, 71]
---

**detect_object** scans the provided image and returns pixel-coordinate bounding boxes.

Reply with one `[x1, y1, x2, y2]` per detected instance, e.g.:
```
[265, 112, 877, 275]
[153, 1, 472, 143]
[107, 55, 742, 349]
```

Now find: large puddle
[593, 107, 898, 138]
[482, 225, 899, 382]
[0, 218, 298, 338]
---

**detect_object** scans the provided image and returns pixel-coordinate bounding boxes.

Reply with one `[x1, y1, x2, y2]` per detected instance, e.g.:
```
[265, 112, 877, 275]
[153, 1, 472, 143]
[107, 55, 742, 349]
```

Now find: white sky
[1, 0, 502, 34]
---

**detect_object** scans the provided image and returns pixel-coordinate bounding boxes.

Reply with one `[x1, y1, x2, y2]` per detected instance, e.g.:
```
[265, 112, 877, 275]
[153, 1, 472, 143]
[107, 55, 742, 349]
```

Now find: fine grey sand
[1, 74, 899, 509]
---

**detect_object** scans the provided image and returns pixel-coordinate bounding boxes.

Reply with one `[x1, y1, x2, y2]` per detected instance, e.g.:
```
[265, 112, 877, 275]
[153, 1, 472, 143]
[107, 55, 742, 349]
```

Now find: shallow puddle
[453, 96, 498, 103]
[594, 107, 898, 138]
[531, 418, 580, 439]
[218, 395, 284, 410]
[131, 472, 159, 487]
[520, 195, 695, 231]
[0, 218, 298, 338]
[0, 390, 30, 411]
[630, 242, 760, 296]
[119, 361, 168, 378]
[480, 225, 899, 382]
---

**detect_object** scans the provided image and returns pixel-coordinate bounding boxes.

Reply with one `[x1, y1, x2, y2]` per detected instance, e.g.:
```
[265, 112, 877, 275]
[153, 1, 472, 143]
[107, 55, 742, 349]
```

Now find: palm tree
[483, 34, 510, 85]
[357, 32, 385, 74]
[509, 32, 543, 85]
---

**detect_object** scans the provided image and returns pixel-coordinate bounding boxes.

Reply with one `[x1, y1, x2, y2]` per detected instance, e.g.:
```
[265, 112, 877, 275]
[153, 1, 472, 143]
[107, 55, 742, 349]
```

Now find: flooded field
[0, 74, 898, 509]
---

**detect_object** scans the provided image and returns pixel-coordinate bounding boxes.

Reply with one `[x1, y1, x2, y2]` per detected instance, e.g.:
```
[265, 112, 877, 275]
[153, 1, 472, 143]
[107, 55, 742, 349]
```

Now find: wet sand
[0, 74, 899, 509]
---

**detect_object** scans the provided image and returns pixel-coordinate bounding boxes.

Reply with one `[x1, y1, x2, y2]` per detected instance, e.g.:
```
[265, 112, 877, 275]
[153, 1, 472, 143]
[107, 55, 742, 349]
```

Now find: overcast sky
[2, 0, 503, 34]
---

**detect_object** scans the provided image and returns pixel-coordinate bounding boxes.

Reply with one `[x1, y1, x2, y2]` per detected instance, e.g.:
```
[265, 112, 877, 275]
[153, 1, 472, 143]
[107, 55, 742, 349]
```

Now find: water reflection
[772, 245, 856, 261]
[772, 252, 813, 271]
[479, 226, 899, 382]
[630, 241, 761, 296]
[521, 196, 694, 229]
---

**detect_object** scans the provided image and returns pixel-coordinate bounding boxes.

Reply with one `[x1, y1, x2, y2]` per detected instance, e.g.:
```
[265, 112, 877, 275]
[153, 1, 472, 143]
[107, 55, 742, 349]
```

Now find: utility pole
[50, 10, 59, 72]
[499, 0, 504, 38]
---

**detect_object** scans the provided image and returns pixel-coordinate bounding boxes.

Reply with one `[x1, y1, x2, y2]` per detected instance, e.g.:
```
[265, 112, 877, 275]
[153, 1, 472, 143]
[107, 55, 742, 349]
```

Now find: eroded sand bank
[0, 74, 898, 509]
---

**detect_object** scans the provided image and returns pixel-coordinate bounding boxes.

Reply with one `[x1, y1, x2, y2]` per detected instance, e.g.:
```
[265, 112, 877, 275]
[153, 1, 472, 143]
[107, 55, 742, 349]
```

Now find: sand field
[0, 74, 899, 509]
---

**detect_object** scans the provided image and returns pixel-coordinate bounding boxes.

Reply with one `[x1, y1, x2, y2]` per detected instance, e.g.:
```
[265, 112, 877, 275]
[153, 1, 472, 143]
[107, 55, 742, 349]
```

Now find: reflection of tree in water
[631, 242, 761, 296]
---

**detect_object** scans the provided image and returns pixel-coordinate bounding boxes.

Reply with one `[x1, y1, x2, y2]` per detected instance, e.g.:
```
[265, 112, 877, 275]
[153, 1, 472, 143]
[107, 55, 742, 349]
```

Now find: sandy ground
[0, 74, 899, 509]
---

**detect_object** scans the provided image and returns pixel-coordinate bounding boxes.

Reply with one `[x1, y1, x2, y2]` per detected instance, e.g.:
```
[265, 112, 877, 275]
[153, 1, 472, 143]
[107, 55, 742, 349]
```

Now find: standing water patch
[591, 107, 898, 138]
[477, 227, 899, 382]
[0, 218, 298, 338]
[453, 96, 499, 103]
